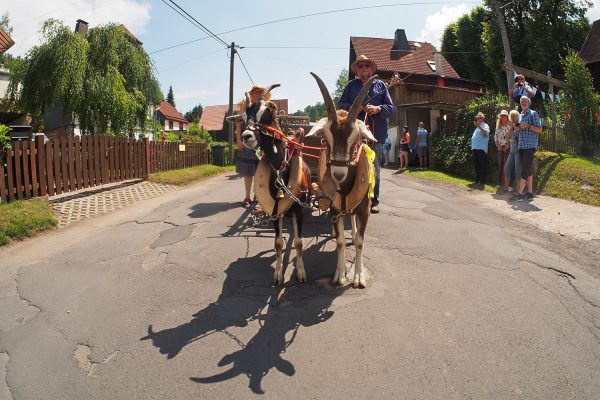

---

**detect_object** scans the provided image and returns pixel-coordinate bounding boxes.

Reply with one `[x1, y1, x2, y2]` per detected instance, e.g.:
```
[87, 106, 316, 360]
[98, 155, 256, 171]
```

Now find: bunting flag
[541, 91, 546, 100]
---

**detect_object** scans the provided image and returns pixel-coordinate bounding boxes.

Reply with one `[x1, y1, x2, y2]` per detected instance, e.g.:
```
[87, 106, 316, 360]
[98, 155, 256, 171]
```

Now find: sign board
[179, 144, 186, 152]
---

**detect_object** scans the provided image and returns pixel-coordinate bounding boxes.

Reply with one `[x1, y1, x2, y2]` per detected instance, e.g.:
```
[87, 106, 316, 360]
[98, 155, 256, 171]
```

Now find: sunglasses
[356, 63, 371, 69]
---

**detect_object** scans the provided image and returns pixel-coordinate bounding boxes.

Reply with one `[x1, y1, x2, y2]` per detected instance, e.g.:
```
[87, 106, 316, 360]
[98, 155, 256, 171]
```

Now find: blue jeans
[373, 142, 382, 204]
[504, 151, 521, 187]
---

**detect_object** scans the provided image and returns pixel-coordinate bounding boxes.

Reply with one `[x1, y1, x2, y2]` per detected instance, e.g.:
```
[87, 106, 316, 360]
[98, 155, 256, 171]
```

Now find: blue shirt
[471, 122, 490, 153]
[337, 78, 395, 143]
[518, 108, 541, 150]
[416, 128, 428, 147]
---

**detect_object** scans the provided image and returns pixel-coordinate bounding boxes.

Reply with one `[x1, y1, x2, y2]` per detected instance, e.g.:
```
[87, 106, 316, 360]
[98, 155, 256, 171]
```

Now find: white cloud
[1, 0, 151, 56]
[417, 4, 472, 50]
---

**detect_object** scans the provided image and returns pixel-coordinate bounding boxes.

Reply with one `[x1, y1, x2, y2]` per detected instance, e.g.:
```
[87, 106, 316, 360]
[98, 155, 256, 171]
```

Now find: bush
[432, 134, 475, 179]
[0, 124, 10, 151]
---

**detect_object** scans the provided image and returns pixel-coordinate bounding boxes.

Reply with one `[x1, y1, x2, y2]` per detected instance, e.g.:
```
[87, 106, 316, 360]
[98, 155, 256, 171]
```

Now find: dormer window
[427, 60, 436, 71]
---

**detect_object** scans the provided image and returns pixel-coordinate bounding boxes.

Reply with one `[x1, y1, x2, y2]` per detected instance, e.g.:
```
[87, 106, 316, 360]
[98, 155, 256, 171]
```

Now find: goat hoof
[333, 276, 347, 286]
[297, 270, 307, 283]
[353, 273, 367, 288]
[273, 272, 284, 285]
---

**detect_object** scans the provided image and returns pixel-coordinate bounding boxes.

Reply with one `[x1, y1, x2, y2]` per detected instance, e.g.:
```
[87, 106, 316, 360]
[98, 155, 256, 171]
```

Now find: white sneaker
[507, 187, 514, 192]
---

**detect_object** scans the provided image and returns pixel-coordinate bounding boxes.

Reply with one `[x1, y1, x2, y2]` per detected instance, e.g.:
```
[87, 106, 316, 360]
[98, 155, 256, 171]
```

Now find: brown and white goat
[306, 72, 377, 288]
[228, 84, 312, 284]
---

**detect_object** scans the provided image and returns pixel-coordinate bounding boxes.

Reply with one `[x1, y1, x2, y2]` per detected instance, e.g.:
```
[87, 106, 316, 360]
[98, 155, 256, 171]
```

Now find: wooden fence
[0, 135, 209, 204]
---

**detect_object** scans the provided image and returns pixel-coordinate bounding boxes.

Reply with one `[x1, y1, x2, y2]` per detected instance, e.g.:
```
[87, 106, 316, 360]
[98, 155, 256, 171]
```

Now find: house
[156, 101, 188, 134]
[349, 29, 482, 159]
[580, 19, 600, 92]
[200, 99, 289, 141]
[0, 27, 27, 128]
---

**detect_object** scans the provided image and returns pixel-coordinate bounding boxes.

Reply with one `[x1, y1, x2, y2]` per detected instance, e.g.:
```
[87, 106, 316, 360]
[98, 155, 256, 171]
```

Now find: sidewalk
[473, 190, 600, 243]
[49, 180, 178, 228]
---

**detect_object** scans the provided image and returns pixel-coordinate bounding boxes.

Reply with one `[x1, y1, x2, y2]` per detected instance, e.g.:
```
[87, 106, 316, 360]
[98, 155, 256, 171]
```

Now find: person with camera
[510, 96, 542, 201]
[512, 75, 534, 111]
[470, 111, 490, 186]
[503, 110, 522, 193]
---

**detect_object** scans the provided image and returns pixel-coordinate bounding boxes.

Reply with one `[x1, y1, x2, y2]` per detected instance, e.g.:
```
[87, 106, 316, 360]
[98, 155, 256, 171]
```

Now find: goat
[306, 72, 377, 288]
[228, 84, 312, 284]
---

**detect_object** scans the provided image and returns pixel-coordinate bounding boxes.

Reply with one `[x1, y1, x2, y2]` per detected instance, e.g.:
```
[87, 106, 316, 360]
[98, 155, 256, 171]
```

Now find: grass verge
[149, 164, 236, 186]
[536, 152, 600, 207]
[0, 199, 57, 246]
[397, 168, 496, 193]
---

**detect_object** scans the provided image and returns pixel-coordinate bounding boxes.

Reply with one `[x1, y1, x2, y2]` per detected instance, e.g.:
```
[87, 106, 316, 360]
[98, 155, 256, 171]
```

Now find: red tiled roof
[157, 101, 187, 123]
[351, 37, 461, 79]
[581, 19, 600, 64]
[200, 99, 288, 132]
[0, 27, 14, 55]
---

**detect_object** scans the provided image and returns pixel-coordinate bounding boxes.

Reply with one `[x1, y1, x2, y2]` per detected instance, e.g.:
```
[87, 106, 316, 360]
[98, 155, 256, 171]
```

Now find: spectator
[338, 55, 394, 214]
[510, 96, 542, 201]
[503, 110, 522, 193]
[495, 110, 511, 191]
[511, 75, 534, 111]
[397, 126, 410, 171]
[236, 85, 271, 207]
[382, 136, 392, 166]
[470, 111, 490, 186]
[415, 122, 428, 169]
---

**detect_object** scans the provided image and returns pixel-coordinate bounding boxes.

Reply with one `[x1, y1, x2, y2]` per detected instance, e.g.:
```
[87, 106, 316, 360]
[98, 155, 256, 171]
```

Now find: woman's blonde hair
[509, 110, 520, 123]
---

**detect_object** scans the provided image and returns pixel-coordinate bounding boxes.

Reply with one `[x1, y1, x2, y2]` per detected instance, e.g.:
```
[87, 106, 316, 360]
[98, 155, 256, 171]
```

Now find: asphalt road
[1, 169, 600, 400]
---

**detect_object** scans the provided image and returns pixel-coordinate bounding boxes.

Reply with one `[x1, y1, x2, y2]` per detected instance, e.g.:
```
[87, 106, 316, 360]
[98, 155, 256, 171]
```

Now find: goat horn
[310, 72, 337, 125]
[348, 74, 378, 123]
[260, 84, 281, 100]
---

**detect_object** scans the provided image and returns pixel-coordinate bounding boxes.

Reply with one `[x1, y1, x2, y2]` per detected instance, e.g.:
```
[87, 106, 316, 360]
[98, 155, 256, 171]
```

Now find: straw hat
[498, 109, 509, 117]
[351, 55, 377, 74]
[249, 85, 272, 101]
[475, 112, 485, 119]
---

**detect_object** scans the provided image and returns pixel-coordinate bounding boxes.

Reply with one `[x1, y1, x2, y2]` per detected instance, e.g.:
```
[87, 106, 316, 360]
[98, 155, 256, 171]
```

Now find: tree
[559, 50, 600, 154]
[442, 1, 591, 93]
[166, 85, 175, 107]
[184, 103, 203, 122]
[332, 68, 349, 105]
[8, 19, 161, 136]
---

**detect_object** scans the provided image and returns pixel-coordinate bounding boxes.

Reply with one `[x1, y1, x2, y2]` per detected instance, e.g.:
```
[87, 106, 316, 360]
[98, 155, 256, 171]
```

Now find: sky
[2, 0, 600, 115]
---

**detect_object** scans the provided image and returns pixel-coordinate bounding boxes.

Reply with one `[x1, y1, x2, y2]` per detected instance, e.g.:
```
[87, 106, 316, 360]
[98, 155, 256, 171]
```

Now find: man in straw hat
[470, 111, 490, 186]
[338, 55, 394, 214]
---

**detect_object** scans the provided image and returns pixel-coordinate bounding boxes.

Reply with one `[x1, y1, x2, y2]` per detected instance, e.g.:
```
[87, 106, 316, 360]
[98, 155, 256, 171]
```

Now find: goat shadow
[142, 212, 351, 394]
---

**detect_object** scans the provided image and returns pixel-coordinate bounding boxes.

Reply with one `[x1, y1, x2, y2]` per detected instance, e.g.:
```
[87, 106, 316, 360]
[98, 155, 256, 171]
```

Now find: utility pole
[227, 42, 236, 164]
[492, 1, 515, 108]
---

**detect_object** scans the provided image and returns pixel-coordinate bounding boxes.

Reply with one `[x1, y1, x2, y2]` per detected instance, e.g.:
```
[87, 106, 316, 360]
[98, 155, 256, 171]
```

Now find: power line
[149, 1, 479, 54]
[243, 49, 340, 71]
[243, 46, 347, 50]
[235, 51, 254, 85]
[163, 0, 228, 48]
[159, 48, 225, 72]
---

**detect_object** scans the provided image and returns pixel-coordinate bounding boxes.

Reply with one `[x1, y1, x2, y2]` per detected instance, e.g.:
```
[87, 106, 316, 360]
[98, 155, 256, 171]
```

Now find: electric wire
[235, 51, 255, 85]
[149, 1, 479, 54]
[164, 0, 229, 47]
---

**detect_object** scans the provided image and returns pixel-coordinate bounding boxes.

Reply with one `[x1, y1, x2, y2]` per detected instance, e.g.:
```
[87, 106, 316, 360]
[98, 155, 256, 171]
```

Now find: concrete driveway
[1, 169, 599, 399]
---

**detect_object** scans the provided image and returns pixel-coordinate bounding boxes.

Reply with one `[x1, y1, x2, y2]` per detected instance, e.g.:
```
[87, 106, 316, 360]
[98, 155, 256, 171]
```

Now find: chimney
[434, 53, 444, 76]
[75, 19, 88, 35]
[390, 29, 410, 60]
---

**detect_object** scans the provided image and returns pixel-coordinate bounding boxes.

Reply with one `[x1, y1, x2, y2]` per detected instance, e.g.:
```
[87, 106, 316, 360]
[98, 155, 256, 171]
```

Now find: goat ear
[306, 118, 327, 137]
[266, 101, 278, 113]
[226, 114, 243, 123]
[356, 120, 376, 142]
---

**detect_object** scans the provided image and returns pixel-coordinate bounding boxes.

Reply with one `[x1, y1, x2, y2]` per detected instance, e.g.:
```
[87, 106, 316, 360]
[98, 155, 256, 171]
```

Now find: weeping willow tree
[8, 19, 162, 136]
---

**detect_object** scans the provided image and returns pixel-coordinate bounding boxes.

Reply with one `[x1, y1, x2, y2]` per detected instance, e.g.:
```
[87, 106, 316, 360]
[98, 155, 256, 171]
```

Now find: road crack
[0, 351, 13, 400]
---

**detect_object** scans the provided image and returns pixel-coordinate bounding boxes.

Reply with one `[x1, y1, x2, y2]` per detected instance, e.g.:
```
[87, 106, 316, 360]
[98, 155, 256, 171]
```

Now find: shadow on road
[142, 213, 347, 394]
[188, 202, 240, 219]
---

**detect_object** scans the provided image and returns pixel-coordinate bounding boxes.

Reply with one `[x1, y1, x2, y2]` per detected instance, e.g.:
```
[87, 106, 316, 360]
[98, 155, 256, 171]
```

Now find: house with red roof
[156, 101, 188, 134]
[200, 99, 288, 141]
[349, 29, 482, 159]
[580, 19, 600, 92]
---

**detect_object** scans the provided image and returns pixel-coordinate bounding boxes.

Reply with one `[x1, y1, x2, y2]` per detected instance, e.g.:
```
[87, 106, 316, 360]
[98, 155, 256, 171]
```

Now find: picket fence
[0, 135, 209, 204]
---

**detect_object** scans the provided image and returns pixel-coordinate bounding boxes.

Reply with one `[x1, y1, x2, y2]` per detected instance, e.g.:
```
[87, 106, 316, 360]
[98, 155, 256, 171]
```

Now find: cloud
[1, 0, 152, 56]
[417, 4, 472, 50]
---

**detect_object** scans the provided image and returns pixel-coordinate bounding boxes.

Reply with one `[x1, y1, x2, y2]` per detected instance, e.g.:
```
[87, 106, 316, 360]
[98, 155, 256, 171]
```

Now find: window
[179, 122, 183, 131]
[168, 121, 173, 130]
[427, 60, 436, 71]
